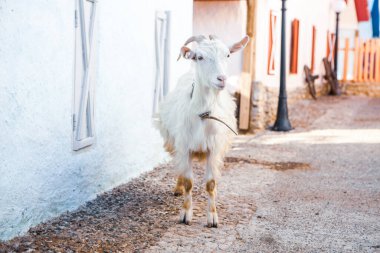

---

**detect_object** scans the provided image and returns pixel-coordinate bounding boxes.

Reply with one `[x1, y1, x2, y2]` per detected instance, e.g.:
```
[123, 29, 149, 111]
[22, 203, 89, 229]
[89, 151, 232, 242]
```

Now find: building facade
[1, 0, 368, 241]
[0, 0, 193, 240]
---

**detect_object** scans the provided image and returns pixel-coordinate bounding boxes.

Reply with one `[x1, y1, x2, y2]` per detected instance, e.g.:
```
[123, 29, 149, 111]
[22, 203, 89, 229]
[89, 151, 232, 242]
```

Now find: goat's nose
[217, 75, 227, 82]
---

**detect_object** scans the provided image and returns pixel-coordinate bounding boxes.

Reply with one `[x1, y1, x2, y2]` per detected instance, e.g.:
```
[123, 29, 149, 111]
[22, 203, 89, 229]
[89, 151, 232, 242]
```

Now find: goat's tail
[153, 114, 175, 157]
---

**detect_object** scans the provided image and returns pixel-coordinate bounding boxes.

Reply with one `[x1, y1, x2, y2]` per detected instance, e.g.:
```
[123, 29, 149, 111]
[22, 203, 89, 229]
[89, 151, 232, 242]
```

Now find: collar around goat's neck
[190, 81, 237, 136]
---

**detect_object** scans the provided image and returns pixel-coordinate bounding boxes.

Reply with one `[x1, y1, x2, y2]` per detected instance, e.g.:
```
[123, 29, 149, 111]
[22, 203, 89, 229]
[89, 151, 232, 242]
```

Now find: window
[290, 19, 300, 74]
[152, 11, 171, 119]
[311, 26, 316, 72]
[72, 0, 97, 151]
[267, 11, 277, 75]
[326, 31, 336, 63]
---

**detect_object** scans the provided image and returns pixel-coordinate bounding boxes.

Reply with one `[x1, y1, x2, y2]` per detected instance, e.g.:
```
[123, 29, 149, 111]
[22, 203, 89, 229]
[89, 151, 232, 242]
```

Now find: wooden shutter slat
[267, 11, 276, 75]
[76, 0, 96, 140]
[353, 37, 359, 81]
[343, 38, 350, 81]
[363, 41, 370, 81]
[375, 39, 380, 82]
[153, 11, 170, 118]
[290, 19, 299, 74]
[311, 26, 316, 73]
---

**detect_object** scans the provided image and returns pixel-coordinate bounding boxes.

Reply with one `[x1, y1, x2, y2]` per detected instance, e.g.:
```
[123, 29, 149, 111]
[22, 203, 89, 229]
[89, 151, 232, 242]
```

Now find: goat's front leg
[176, 153, 193, 225]
[205, 152, 221, 228]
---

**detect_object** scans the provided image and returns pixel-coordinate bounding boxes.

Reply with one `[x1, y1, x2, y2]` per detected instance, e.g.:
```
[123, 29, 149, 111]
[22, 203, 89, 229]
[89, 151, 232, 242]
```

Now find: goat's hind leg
[177, 153, 193, 225]
[173, 176, 184, 196]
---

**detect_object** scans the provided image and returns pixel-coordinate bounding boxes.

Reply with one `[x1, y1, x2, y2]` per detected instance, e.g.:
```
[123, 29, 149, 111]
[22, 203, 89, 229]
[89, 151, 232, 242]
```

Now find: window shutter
[311, 26, 316, 73]
[153, 11, 170, 119]
[72, 0, 97, 151]
[289, 19, 300, 74]
[326, 31, 336, 64]
[267, 10, 277, 75]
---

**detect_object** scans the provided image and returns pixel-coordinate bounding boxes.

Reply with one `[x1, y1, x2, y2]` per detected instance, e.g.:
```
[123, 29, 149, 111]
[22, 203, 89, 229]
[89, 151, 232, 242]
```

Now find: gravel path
[1, 96, 379, 252]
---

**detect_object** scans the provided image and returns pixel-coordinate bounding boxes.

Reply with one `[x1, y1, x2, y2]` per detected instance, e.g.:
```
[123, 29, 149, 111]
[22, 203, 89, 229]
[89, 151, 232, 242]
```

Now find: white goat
[158, 35, 249, 227]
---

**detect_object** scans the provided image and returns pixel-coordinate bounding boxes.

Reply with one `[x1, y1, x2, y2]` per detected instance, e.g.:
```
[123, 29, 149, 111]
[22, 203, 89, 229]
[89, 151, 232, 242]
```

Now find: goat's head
[178, 35, 249, 90]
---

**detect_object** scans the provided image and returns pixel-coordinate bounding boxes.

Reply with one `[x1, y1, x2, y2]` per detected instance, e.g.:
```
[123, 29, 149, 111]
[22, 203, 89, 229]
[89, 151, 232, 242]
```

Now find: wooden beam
[239, 0, 256, 130]
[290, 19, 300, 74]
[376, 39, 380, 82]
[311, 26, 316, 73]
[353, 36, 359, 82]
[358, 40, 364, 82]
[363, 40, 370, 82]
[343, 38, 350, 81]
[369, 39, 375, 82]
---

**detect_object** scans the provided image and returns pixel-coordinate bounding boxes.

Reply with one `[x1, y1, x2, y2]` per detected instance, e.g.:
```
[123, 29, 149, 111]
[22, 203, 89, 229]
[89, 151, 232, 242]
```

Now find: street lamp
[272, 0, 292, 131]
[332, 0, 347, 75]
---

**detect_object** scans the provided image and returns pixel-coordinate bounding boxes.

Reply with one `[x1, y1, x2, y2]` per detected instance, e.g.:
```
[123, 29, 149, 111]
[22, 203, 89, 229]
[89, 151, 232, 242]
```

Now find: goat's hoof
[173, 186, 184, 196]
[207, 212, 218, 228]
[207, 222, 218, 228]
[179, 209, 192, 225]
[173, 190, 183, 196]
[179, 215, 191, 225]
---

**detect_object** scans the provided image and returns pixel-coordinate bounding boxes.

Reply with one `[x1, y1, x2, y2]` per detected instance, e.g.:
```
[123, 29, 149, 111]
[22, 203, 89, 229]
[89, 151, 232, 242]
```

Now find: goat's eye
[197, 56, 204, 61]
[227, 54, 230, 58]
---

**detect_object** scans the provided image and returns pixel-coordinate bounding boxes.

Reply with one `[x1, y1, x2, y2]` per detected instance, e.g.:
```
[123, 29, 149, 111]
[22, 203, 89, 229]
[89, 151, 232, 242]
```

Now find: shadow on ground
[1, 158, 298, 252]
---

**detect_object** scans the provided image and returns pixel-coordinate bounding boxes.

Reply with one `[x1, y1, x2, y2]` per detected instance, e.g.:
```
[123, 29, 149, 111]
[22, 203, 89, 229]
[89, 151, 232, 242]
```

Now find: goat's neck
[191, 78, 219, 113]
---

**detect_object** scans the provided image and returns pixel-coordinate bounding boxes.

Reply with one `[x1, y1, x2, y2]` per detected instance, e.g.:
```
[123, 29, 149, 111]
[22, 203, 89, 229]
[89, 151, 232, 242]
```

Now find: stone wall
[249, 81, 330, 132]
[342, 82, 380, 97]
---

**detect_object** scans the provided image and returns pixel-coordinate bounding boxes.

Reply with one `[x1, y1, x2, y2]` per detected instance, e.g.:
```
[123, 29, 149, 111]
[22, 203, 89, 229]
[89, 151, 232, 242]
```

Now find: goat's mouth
[213, 82, 225, 90]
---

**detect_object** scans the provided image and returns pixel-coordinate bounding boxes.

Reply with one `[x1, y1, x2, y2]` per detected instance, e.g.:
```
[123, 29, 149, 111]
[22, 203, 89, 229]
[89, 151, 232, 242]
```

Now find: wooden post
[311, 26, 316, 73]
[369, 39, 375, 82]
[353, 37, 359, 82]
[363, 40, 370, 82]
[343, 38, 350, 81]
[375, 39, 380, 82]
[290, 19, 299, 74]
[239, 0, 257, 130]
[358, 41, 363, 82]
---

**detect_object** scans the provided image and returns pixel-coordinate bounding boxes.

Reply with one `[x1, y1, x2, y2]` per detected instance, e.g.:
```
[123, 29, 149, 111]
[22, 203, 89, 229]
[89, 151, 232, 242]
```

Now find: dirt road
[1, 96, 379, 252]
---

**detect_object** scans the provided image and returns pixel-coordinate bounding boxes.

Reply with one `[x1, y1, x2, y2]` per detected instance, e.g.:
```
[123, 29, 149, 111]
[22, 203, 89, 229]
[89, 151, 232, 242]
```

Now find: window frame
[267, 10, 277, 75]
[72, 0, 97, 151]
[152, 11, 171, 119]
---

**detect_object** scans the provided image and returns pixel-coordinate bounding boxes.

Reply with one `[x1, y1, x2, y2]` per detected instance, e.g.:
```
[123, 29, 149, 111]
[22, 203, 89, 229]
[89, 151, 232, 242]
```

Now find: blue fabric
[371, 0, 379, 37]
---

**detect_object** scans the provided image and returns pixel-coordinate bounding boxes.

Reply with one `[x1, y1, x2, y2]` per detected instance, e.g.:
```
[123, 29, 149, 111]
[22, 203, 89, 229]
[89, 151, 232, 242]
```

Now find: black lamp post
[272, 0, 292, 131]
[333, 12, 340, 75]
[332, 0, 347, 75]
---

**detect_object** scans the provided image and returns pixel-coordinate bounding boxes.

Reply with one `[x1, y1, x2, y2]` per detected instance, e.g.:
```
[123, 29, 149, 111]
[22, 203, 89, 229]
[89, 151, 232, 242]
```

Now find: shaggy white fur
[158, 35, 249, 227]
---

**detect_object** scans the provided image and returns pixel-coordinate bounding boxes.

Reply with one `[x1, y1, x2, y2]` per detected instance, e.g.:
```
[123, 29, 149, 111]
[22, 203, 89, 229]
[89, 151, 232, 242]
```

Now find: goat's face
[193, 40, 230, 90]
[178, 35, 250, 90]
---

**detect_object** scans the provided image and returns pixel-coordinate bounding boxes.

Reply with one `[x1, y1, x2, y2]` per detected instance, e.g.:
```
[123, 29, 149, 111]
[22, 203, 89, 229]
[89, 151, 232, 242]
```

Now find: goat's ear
[177, 46, 196, 61]
[229, 35, 250, 54]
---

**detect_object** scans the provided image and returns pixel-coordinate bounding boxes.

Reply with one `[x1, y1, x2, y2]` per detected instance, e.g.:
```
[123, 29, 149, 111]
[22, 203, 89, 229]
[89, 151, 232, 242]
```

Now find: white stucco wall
[193, 0, 342, 90]
[0, 0, 192, 240]
[255, 0, 337, 90]
[340, 0, 359, 30]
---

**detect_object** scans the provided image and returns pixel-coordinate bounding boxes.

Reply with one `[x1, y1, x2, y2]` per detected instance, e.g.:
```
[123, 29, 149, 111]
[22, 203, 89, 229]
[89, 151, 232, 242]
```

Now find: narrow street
[1, 96, 380, 252]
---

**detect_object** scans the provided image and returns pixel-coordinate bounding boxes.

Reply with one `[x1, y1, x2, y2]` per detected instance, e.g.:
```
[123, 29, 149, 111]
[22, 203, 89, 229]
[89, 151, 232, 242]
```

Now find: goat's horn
[209, 34, 218, 40]
[183, 35, 207, 46]
[177, 35, 206, 61]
